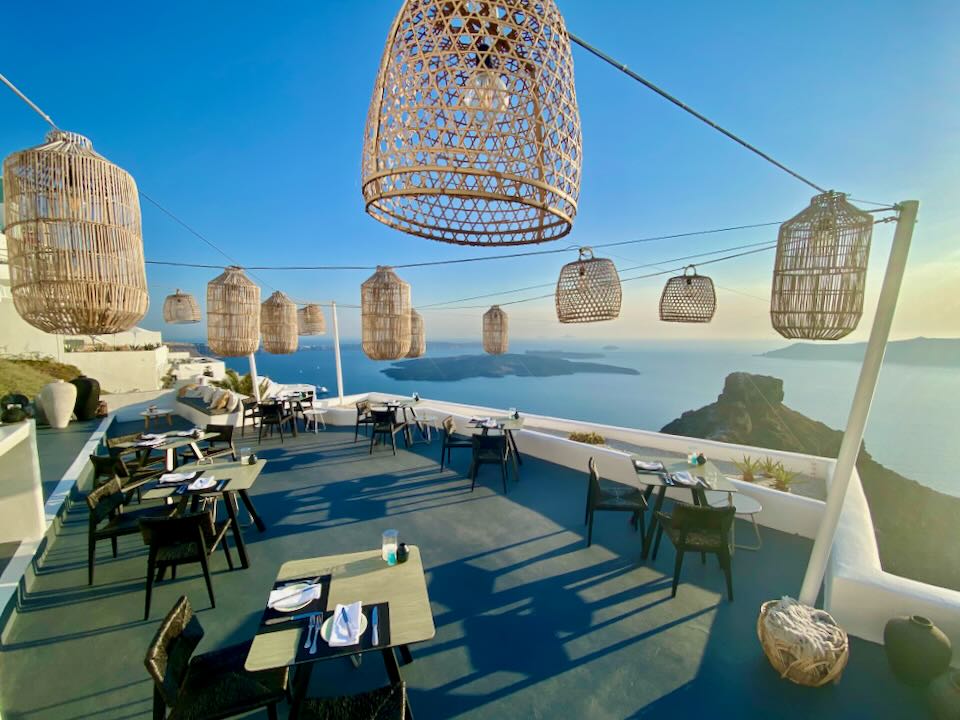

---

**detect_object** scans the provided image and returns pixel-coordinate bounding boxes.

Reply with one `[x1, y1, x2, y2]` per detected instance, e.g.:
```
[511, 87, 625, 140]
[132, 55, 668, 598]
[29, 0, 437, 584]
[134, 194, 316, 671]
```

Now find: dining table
[467, 415, 525, 465]
[114, 430, 220, 472]
[374, 398, 430, 445]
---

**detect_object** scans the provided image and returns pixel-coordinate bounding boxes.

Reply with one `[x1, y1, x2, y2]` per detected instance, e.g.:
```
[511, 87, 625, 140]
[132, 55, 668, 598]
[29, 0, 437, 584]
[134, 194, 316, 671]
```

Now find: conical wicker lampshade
[297, 304, 326, 335]
[659, 266, 716, 323]
[362, 0, 582, 246]
[555, 248, 622, 323]
[261, 291, 298, 354]
[361, 267, 412, 360]
[405, 309, 426, 358]
[2, 129, 147, 334]
[771, 192, 873, 340]
[163, 290, 201, 324]
[207, 266, 260, 357]
[483, 305, 509, 355]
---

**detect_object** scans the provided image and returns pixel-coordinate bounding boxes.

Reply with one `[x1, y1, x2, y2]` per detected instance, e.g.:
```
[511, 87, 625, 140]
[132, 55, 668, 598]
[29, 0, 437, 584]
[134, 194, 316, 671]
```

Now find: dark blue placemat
[293, 602, 391, 664]
[258, 574, 332, 630]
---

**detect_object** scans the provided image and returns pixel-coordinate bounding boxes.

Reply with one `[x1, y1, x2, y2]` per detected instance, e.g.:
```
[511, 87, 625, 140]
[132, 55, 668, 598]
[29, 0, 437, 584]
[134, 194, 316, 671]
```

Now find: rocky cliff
[661, 372, 960, 592]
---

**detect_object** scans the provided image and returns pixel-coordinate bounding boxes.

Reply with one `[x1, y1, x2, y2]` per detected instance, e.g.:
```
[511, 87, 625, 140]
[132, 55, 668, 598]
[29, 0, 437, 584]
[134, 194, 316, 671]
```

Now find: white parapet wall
[65, 346, 170, 392]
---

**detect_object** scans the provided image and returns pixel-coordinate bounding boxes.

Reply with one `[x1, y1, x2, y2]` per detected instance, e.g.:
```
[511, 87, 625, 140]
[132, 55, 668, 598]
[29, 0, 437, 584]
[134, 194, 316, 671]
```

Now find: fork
[309, 615, 320, 654]
[303, 615, 316, 650]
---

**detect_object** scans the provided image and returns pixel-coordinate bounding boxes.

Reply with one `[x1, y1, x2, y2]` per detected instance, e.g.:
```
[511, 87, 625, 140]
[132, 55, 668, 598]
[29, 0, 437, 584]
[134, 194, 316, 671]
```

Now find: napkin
[158, 471, 197, 484]
[671, 471, 696, 487]
[634, 460, 665, 472]
[136, 438, 165, 447]
[141, 433, 165, 440]
[267, 583, 320, 609]
[188, 476, 216, 491]
[481, 419, 499, 428]
[328, 601, 363, 647]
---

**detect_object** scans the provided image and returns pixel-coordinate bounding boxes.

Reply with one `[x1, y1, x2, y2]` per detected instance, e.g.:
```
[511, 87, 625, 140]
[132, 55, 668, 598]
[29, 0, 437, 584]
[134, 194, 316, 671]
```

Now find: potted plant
[569, 431, 605, 445]
[760, 457, 783, 478]
[734, 455, 761, 482]
[771, 465, 798, 492]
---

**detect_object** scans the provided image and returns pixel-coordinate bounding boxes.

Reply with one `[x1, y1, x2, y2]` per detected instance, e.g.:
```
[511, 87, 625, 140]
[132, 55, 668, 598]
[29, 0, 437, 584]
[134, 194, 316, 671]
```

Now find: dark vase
[71, 376, 101, 421]
[929, 671, 960, 720]
[884, 615, 952, 686]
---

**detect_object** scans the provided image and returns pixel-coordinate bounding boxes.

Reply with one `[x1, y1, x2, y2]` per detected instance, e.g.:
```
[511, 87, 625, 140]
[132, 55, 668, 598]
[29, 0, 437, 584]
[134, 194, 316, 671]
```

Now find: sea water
[226, 340, 959, 497]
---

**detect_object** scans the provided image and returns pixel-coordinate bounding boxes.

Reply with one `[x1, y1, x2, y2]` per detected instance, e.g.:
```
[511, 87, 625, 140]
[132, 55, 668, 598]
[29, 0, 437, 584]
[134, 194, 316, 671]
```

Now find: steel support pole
[332, 301, 344, 405]
[798, 200, 918, 606]
[248, 352, 261, 402]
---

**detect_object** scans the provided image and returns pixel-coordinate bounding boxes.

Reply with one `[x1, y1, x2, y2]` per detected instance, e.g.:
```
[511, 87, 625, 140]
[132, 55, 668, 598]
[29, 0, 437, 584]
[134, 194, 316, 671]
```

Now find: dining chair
[145, 595, 289, 720]
[241, 398, 261, 438]
[369, 409, 408, 456]
[469, 433, 512, 494]
[655, 503, 736, 601]
[258, 402, 296, 444]
[584, 457, 648, 547]
[182, 424, 237, 462]
[138, 510, 234, 620]
[355, 399, 375, 441]
[439, 416, 472, 470]
[296, 681, 408, 720]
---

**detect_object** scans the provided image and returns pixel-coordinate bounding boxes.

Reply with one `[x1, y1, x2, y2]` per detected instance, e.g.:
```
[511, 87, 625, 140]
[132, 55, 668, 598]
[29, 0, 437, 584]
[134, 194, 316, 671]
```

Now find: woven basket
[406, 309, 426, 358]
[3, 130, 147, 334]
[483, 305, 508, 355]
[361, 267, 412, 360]
[659, 266, 716, 323]
[297, 303, 326, 336]
[362, 0, 581, 246]
[207, 266, 260, 357]
[771, 192, 873, 340]
[261, 291, 298, 354]
[757, 599, 849, 687]
[555, 248, 621, 323]
[163, 290, 201, 324]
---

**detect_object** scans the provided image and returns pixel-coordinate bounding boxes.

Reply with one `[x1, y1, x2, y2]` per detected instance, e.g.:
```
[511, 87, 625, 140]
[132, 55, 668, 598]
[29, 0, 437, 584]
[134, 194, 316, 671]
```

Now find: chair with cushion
[258, 402, 296, 444]
[369, 409, 408, 456]
[181, 424, 237, 463]
[584, 457, 648, 547]
[139, 511, 234, 620]
[469, 434, 512, 494]
[655, 503, 736, 601]
[145, 595, 288, 720]
[355, 399, 375, 442]
[439, 416, 472, 470]
[297, 681, 408, 720]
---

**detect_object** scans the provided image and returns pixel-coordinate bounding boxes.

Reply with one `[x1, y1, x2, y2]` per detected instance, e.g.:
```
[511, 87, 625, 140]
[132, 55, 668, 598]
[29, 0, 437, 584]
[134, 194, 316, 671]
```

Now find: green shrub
[734, 455, 762, 482]
[569, 431, 605, 445]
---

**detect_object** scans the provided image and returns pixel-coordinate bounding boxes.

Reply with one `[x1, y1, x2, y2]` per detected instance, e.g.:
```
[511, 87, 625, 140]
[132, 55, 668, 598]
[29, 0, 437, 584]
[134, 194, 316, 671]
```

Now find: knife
[371, 607, 380, 646]
[265, 609, 324, 626]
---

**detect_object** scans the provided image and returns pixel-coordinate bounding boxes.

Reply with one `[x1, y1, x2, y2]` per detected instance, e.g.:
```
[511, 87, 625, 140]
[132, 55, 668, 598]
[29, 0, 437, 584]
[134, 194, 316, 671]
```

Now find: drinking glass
[382, 529, 399, 565]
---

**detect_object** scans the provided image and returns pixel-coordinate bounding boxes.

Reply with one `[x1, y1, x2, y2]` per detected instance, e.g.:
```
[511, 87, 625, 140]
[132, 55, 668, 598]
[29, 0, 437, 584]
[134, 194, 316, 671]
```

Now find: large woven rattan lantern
[163, 290, 200, 324]
[297, 304, 326, 335]
[555, 248, 622, 323]
[361, 266, 412, 360]
[261, 291, 298, 354]
[771, 192, 873, 340]
[659, 266, 716, 323]
[207, 267, 260, 357]
[361, 0, 582, 246]
[2, 130, 147, 334]
[483, 305, 509, 355]
[405, 309, 426, 358]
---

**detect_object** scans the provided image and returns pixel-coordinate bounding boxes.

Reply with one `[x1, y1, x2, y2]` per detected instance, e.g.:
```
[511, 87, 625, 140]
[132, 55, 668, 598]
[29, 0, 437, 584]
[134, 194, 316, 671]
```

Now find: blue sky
[1, 0, 957, 342]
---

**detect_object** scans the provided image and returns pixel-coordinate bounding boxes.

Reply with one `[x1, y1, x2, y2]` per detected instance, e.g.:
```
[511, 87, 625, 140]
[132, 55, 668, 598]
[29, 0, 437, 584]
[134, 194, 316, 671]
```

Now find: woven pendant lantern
[361, 0, 582, 246]
[163, 290, 201, 324]
[261, 291, 299, 354]
[555, 248, 622, 323]
[405, 309, 426, 358]
[483, 305, 509, 355]
[2, 129, 147, 334]
[659, 266, 716, 323]
[771, 191, 873, 340]
[207, 266, 260, 357]
[361, 266, 412, 360]
[297, 304, 326, 335]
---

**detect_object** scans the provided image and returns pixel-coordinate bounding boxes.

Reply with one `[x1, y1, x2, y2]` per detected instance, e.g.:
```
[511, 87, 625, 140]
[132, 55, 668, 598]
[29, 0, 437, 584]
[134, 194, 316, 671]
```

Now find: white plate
[320, 612, 368, 644]
[270, 583, 317, 613]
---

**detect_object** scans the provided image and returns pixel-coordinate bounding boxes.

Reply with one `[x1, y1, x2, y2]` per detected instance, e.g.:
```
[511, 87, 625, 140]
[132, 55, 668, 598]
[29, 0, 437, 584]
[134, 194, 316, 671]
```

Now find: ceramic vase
[929, 671, 960, 720]
[70, 375, 101, 421]
[39, 380, 76, 429]
[884, 615, 952, 686]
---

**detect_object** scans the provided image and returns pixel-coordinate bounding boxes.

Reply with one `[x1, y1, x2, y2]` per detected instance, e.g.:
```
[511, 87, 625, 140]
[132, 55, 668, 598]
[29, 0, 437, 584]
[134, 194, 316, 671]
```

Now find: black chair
[369, 409, 408, 456]
[297, 681, 408, 720]
[241, 398, 261, 438]
[139, 510, 234, 619]
[584, 457, 648, 547]
[181, 424, 237, 462]
[439, 416, 472, 470]
[656, 503, 736, 601]
[291, 392, 315, 431]
[145, 595, 288, 720]
[355, 399, 375, 442]
[86, 478, 172, 585]
[468, 434, 513, 494]
[258, 402, 296, 444]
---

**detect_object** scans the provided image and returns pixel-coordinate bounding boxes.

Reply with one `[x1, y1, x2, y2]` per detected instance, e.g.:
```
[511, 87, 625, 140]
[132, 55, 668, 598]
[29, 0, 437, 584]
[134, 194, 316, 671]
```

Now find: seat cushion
[299, 682, 406, 720]
[177, 396, 230, 416]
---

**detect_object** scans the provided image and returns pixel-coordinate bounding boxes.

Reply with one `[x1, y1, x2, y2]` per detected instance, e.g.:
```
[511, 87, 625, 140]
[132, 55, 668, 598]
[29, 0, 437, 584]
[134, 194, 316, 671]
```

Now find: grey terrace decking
[0, 422, 924, 719]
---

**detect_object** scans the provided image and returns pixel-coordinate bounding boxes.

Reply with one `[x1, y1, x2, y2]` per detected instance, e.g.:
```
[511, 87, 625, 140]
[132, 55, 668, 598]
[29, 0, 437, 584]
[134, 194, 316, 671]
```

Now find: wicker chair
[469, 434, 514, 494]
[439, 416, 472, 470]
[145, 596, 288, 720]
[584, 457, 648, 547]
[369, 409, 408, 456]
[355, 399, 375, 441]
[297, 681, 408, 720]
[655, 504, 736, 601]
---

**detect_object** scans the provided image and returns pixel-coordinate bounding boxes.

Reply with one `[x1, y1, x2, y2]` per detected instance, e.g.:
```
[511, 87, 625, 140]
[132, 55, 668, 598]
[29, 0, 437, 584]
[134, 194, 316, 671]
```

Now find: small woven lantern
[405, 309, 426, 358]
[555, 247, 622, 323]
[771, 191, 873, 340]
[2, 129, 147, 334]
[659, 266, 716, 323]
[207, 266, 260, 357]
[483, 305, 509, 355]
[362, 0, 582, 246]
[163, 290, 200, 324]
[297, 304, 326, 335]
[361, 266, 412, 360]
[261, 291, 298, 354]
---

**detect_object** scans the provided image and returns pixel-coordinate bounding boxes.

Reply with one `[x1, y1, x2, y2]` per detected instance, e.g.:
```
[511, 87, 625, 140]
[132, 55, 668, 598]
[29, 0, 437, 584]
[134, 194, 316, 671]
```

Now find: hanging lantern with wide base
[406, 309, 426, 358]
[771, 191, 873, 341]
[163, 290, 201, 324]
[261, 291, 298, 355]
[483, 305, 509, 355]
[361, 267, 412, 360]
[207, 266, 260, 357]
[555, 247, 622, 323]
[362, 0, 582, 246]
[297, 304, 326, 336]
[2, 130, 148, 334]
[659, 266, 716, 323]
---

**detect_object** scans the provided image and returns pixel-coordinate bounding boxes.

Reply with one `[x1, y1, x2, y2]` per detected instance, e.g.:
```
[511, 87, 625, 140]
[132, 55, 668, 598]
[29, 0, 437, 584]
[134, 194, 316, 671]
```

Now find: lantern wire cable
[0, 72, 58, 130]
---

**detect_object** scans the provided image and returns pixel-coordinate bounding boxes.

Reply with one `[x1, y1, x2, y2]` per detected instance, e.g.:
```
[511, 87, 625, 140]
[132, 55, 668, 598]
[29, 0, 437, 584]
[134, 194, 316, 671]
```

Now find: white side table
[706, 490, 763, 551]
[302, 409, 327, 433]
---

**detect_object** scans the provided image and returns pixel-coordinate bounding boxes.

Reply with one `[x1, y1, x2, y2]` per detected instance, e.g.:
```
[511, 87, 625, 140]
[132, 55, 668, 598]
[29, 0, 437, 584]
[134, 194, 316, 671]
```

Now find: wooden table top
[141, 458, 266, 500]
[245, 545, 435, 672]
[468, 416, 524, 431]
[629, 456, 739, 493]
[115, 431, 218, 452]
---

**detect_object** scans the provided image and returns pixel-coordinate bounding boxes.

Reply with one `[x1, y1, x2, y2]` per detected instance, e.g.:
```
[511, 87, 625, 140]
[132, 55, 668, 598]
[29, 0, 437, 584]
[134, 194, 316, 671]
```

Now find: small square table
[140, 408, 174, 430]
[467, 415, 525, 465]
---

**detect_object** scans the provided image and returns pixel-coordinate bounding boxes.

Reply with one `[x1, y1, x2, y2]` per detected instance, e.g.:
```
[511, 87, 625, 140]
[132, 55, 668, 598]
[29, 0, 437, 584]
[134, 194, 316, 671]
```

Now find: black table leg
[289, 662, 314, 720]
[222, 491, 250, 569]
[507, 430, 523, 465]
[382, 647, 403, 684]
[398, 644, 414, 665]
[238, 489, 267, 532]
[641, 486, 668, 560]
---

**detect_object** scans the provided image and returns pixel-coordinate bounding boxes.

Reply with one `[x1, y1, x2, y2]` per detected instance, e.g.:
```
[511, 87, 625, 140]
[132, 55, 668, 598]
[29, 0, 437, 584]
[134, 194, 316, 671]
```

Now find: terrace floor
[0, 422, 924, 719]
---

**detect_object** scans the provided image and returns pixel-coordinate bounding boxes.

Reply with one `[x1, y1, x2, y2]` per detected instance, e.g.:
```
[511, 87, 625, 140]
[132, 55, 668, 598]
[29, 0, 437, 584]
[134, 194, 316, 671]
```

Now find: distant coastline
[761, 337, 960, 367]
[381, 353, 640, 382]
